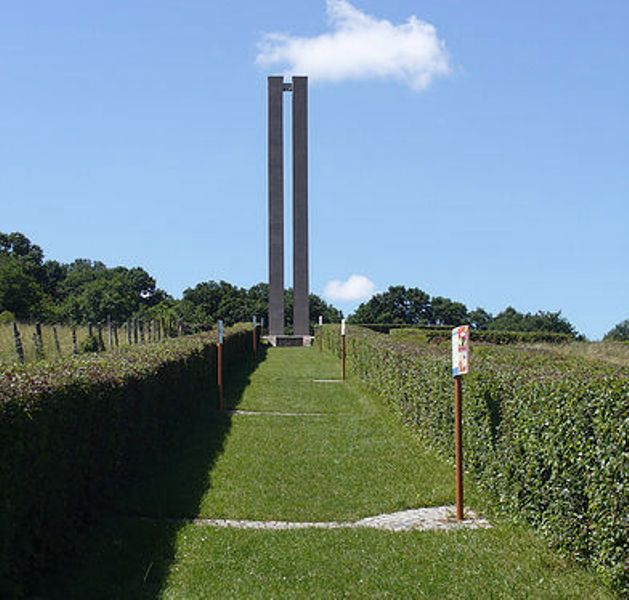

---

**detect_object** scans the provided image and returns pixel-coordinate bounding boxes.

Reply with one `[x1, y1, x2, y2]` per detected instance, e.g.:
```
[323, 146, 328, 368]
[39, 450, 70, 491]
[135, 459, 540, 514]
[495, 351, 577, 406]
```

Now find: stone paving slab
[220, 409, 329, 417]
[186, 506, 491, 532]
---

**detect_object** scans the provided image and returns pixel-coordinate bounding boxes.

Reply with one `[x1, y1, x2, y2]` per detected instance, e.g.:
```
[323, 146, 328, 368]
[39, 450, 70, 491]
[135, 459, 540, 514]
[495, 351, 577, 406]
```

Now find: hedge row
[318, 325, 628, 592]
[389, 327, 574, 345]
[356, 323, 453, 334]
[0, 325, 255, 596]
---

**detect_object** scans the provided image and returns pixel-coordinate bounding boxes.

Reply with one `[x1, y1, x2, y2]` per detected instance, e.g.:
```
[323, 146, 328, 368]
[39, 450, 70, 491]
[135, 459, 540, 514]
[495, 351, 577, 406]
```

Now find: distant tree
[283, 288, 342, 330]
[488, 306, 577, 337]
[431, 296, 469, 326]
[469, 307, 493, 330]
[57, 262, 167, 323]
[487, 306, 525, 331]
[246, 282, 269, 324]
[0, 256, 43, 319]
[179, 280, 248, 328]
[41, 260, 68, 299]
[308, 293, 342, 325]
[349, 286, 431, 324]
[603, 319, 629, 341]
[0, 232, 45, 279]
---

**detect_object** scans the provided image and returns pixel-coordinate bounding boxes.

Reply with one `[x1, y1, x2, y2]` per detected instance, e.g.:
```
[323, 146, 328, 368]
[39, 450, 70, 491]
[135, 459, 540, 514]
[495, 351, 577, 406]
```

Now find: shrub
[0, 325, 254, 596]
[389, 327, 573, 345]
[318, 325, 628, 592]
[0, 310, 15, 325]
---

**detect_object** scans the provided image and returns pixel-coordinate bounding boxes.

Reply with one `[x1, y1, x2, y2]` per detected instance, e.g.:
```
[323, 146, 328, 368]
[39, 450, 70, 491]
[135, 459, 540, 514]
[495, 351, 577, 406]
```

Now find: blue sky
[1, 1, 627, 339]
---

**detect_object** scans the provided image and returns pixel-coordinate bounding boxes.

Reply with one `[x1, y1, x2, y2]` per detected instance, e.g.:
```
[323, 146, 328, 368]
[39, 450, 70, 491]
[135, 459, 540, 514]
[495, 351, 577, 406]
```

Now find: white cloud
[324, 274, 376, 302]
[256, 0, 451, 91]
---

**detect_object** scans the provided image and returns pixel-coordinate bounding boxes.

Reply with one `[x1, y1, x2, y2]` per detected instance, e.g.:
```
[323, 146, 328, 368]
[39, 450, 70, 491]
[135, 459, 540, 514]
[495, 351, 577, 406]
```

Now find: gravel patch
[187, 507, 491, 532]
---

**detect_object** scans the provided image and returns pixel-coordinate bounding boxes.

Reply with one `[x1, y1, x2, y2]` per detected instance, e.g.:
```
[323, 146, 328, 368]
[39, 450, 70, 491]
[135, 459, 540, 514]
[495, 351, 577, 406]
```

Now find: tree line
[2, 231, 625, 339]
[0, 231, 340, 330]
[349, 285, 586, 338]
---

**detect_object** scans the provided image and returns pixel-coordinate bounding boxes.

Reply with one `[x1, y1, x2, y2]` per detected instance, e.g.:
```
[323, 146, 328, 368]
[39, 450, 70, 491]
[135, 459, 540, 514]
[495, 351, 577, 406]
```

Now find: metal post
[217, 342, 223, 410]
[341, 335, 346, 381]
[454, 375, 464, 520]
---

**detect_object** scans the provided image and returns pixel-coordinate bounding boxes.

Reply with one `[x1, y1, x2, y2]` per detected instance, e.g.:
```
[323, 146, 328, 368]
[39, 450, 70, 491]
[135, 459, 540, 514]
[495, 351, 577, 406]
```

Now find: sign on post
[318, 315, 323, 326]
[218, 319, 224, 345]
[451, 324, 470, 521]
[253, 315, 257, 328]
[451, 325, 470, 376]
[341, 318, 346, 336]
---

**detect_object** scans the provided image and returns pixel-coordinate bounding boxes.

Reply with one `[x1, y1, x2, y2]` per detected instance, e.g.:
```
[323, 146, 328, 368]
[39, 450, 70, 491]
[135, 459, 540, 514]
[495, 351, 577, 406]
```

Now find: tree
[308, 293, 342, 325]
[179, 280, 248, 328]
[431, 296, 469, 326]
[349, 286, 431, 325]
[469, 307, 493, 330]
[0, 256, 43, 319]
[604, 319, 629, 341]
[488, 306, 577, 337]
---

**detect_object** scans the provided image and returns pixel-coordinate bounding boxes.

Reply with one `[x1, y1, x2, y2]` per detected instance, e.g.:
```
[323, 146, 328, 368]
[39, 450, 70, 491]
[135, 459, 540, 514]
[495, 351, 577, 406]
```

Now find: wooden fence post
[107, 316, 113, 350]
[97, 324, 105, 351]
[34, 323, 44, 359]
[72, 326, 78, 354]
[133, 318, 138, 344]
[13, 322, 25, 364]
[52, 325, 62, 355]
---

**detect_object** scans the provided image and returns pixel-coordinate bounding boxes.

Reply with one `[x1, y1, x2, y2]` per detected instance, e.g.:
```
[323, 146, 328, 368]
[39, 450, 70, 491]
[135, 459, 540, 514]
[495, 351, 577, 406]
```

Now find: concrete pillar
[292, 76, 309, 336]
[268, 76, 284, 336]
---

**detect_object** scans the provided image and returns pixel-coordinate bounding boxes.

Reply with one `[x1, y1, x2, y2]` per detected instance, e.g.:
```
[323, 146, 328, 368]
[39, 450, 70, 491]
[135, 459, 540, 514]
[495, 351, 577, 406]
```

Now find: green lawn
[41, 347, 614, 599]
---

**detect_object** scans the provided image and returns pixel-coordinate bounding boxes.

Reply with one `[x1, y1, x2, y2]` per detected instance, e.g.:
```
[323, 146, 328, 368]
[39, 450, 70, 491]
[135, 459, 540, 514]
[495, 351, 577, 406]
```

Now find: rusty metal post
[341, 334, 346, 381]
[217, 342, 223, 410]
[252, 317, 257, 356]
[454, 375, 464, 520]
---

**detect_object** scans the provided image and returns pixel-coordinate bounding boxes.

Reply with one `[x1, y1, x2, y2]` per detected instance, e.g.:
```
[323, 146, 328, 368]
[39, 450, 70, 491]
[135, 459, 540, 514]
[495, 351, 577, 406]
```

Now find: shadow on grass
[34, 345, 268, 600]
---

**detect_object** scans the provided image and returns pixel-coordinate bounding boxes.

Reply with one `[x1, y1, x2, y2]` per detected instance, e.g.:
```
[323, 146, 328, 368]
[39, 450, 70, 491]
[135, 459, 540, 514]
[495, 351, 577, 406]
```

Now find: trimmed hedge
[389, 327, 574, 345]
[0, 325, 254, 596]
[318, 325, 628, 592]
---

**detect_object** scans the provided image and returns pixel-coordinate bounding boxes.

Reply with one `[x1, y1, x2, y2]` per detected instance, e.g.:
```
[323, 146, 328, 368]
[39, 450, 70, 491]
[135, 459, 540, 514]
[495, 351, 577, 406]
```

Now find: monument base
[264, 335, 314, 348]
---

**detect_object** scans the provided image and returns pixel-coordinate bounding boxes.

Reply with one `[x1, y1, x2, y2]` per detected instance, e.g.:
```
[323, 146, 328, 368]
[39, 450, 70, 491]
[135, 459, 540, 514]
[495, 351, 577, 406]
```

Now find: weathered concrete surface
[292, 76, 309, 336]
[268, 76, 285, 336]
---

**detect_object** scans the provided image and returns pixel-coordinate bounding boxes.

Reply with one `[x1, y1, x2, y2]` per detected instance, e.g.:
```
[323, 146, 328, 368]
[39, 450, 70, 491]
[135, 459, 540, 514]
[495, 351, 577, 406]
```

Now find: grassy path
[46, 347, 612, 598]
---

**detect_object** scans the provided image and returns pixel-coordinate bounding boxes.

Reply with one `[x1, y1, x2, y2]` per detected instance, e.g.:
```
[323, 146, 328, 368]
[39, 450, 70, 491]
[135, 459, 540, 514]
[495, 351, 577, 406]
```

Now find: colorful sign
[451, 325, 470, 377]
[218, 319, 224, 344]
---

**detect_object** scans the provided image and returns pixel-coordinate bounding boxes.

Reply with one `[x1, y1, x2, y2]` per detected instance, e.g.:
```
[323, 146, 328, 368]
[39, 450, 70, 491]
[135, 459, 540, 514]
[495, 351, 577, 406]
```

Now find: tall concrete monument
[268, 76, 310, 343]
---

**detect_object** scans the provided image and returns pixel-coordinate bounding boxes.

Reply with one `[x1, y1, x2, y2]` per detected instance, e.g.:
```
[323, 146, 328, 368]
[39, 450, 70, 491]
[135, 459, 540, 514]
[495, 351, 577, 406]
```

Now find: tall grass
[0, 322, 167, 368]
